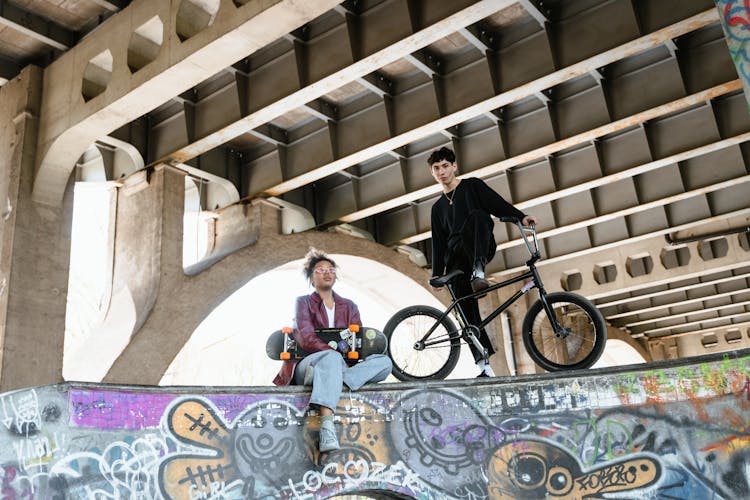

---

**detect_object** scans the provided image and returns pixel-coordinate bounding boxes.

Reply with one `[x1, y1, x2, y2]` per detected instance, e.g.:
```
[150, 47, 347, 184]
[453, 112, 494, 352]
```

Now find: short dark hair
[302, 247, 337, 280]
[427, 146, 455, 166]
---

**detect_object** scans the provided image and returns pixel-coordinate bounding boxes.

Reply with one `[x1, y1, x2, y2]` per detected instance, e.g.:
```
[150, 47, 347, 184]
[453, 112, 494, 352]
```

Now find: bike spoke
[386, 308, 459, 380]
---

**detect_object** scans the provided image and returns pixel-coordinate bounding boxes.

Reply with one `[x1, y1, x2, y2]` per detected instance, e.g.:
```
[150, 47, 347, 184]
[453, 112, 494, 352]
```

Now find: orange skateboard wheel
[282, 326, 292, 334]
[348, 351, 359, 360]
[280, 352, 291, 360]
[348, 324, 360, 333]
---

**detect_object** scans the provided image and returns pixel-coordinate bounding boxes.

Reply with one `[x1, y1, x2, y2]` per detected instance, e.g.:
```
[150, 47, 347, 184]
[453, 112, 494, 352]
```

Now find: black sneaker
[471, 277, 490, 295]
[476, 371, 490, 378]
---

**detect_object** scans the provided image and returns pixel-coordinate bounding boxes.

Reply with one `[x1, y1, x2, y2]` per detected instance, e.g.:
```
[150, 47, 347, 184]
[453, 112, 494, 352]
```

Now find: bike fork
[538, 290, 567, 337]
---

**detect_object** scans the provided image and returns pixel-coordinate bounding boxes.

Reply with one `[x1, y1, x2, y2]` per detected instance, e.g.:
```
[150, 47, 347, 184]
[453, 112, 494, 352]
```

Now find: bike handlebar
[516, 221, 541, 259]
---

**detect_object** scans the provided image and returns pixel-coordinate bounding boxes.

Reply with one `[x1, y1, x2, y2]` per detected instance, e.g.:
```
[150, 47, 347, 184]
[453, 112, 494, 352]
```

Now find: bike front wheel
[522, 292, 606, 371]
[384, 305, 461, 381]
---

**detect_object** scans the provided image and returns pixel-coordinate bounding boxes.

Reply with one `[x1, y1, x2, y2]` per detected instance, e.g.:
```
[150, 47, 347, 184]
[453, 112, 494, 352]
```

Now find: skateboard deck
[266, 325, 387, 362]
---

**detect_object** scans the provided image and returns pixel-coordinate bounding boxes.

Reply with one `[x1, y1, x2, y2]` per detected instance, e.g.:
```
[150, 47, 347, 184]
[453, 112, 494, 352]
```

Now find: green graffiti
[605, 420, 633, 460]
[675, 366, 700, 397]
[615, 373, 639, 398]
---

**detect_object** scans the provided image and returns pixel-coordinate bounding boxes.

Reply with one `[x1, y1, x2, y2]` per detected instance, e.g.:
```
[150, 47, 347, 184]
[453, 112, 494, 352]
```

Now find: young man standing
[428, 147, 538, 377]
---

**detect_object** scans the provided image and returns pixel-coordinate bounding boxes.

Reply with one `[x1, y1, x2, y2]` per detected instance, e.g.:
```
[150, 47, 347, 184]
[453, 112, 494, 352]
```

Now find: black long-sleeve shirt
[431, 177, 525, 276]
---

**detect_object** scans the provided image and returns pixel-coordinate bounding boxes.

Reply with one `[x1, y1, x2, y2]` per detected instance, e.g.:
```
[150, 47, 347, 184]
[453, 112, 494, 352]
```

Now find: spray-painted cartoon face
[159, 398, 309, 499]
[233, 400, 307, 480]
[487, 439, 661, 499]
[389, 388, 504, 494]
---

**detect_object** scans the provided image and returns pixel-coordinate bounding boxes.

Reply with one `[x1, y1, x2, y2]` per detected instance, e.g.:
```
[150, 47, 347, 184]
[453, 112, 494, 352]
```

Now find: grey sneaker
[303, 365, 314, 386]
[319, 423, 340, 452]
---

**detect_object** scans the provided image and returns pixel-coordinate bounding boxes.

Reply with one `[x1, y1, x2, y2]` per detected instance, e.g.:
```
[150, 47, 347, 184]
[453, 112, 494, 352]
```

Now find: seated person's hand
[336, 340, 350, 354]
[522, 215, 538, 226]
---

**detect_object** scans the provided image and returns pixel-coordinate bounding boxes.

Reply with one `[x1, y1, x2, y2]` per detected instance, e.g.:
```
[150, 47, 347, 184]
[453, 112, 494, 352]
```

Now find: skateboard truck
[343, 324, 360, 360]
[280, 326, 293, 360]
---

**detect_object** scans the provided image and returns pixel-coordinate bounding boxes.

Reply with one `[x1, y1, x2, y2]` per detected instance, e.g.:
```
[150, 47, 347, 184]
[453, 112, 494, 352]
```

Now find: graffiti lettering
[188, 480, 232, 499]
[576, 462, 639, 490]
[11, 433, 61, 471]
[454, 480, 487, 500]
[285, 460, 420, 497]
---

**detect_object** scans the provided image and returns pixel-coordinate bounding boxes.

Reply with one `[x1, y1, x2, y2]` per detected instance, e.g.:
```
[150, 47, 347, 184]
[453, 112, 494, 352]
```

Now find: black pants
[445, 210, 496, 363]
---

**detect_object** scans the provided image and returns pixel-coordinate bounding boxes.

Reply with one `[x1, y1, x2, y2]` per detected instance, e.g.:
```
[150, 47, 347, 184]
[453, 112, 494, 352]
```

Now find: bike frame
[418, 224, 564, 350]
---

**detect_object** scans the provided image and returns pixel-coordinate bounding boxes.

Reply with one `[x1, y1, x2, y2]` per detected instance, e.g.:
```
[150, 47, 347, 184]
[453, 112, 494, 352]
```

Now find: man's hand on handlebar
[521, 215, 538, 227]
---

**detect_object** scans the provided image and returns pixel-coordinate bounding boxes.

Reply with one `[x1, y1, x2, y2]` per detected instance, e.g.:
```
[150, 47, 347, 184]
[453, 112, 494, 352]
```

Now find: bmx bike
[384, 222, 607, 380]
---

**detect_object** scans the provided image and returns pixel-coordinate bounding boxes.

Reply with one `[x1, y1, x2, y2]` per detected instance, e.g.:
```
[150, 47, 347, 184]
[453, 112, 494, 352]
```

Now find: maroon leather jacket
[273, 291, 362, 386]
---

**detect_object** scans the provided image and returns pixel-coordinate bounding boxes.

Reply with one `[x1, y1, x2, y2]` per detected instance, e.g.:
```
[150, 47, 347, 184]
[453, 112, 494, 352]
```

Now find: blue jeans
[293, 350, 392, 411]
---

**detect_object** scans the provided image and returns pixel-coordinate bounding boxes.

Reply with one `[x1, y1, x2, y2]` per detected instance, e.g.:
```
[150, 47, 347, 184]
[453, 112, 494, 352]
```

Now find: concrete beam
[159, 0, 511, 161]
[399, 155, 750, 247]
[253, 9, 718, 198]
[626, 299, 750, 329]
[597, 271, 750, 310]
[514, 221, 750, 302]
[649, 322, 750, 358]
[0, 0, 75, 51]
[350, 80, 748, 227]
[642, 309, 750, 336]
[608, 289, 750, 321]
[90, 0, 128, 12]
[495, 173, 750, 252]
[32, 0, 342, 207]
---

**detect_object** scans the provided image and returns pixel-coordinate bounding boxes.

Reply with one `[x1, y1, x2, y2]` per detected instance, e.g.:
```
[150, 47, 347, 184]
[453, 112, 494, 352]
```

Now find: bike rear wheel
[384, 305, 461, 381]
[522, 291, 606, 371]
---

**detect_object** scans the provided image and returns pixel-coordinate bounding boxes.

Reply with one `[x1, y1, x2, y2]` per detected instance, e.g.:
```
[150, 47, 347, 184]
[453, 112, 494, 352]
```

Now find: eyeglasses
[313, 267, 337, 275]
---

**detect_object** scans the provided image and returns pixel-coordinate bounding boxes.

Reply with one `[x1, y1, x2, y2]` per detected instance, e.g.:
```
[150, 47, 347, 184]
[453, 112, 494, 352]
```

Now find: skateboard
[266, 325, 388, 362]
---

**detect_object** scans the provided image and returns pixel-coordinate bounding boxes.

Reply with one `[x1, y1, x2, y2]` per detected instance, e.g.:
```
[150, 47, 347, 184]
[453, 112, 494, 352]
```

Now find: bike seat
[430, 269, 464, 288]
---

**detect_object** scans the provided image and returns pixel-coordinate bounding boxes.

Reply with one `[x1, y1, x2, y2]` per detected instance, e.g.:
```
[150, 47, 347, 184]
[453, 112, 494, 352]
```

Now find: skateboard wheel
[348, 351, 359, 360]
[280, 352, 291, 360]
[349, 324, 360, 333]
[282, 326, 292, 334]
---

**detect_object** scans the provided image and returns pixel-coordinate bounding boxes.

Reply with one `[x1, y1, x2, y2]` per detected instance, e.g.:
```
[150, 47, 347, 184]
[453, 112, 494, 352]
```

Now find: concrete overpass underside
[0, 350, 748, 498]
[0, 0, 745, 388]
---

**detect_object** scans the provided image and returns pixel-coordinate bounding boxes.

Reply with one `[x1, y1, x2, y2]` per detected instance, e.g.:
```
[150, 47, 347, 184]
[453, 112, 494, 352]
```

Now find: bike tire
[384, 305, 461, 381]
[522, 291, 607, 371]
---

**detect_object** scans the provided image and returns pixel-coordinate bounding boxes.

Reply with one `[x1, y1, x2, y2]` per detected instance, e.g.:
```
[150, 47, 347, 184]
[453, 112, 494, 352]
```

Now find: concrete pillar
[0, 67, 74, 391]
[101, 165, 186, 383]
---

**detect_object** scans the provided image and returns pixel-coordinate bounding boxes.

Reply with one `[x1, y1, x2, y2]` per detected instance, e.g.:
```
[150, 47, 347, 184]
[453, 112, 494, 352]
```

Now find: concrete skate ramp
[1, 350, 749, 499]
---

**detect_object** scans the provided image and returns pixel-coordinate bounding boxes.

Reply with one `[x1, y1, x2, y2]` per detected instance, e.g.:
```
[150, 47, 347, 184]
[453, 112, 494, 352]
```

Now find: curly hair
[302, 247, 337, 280]
[427, 146, 455, 166]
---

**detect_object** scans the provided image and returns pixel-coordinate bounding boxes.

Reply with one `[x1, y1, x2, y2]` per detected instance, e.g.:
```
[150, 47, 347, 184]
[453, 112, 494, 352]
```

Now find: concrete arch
[604, 324, 652, 363]
[104, 211, 437, 385]
[31, 0, 339, 207]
